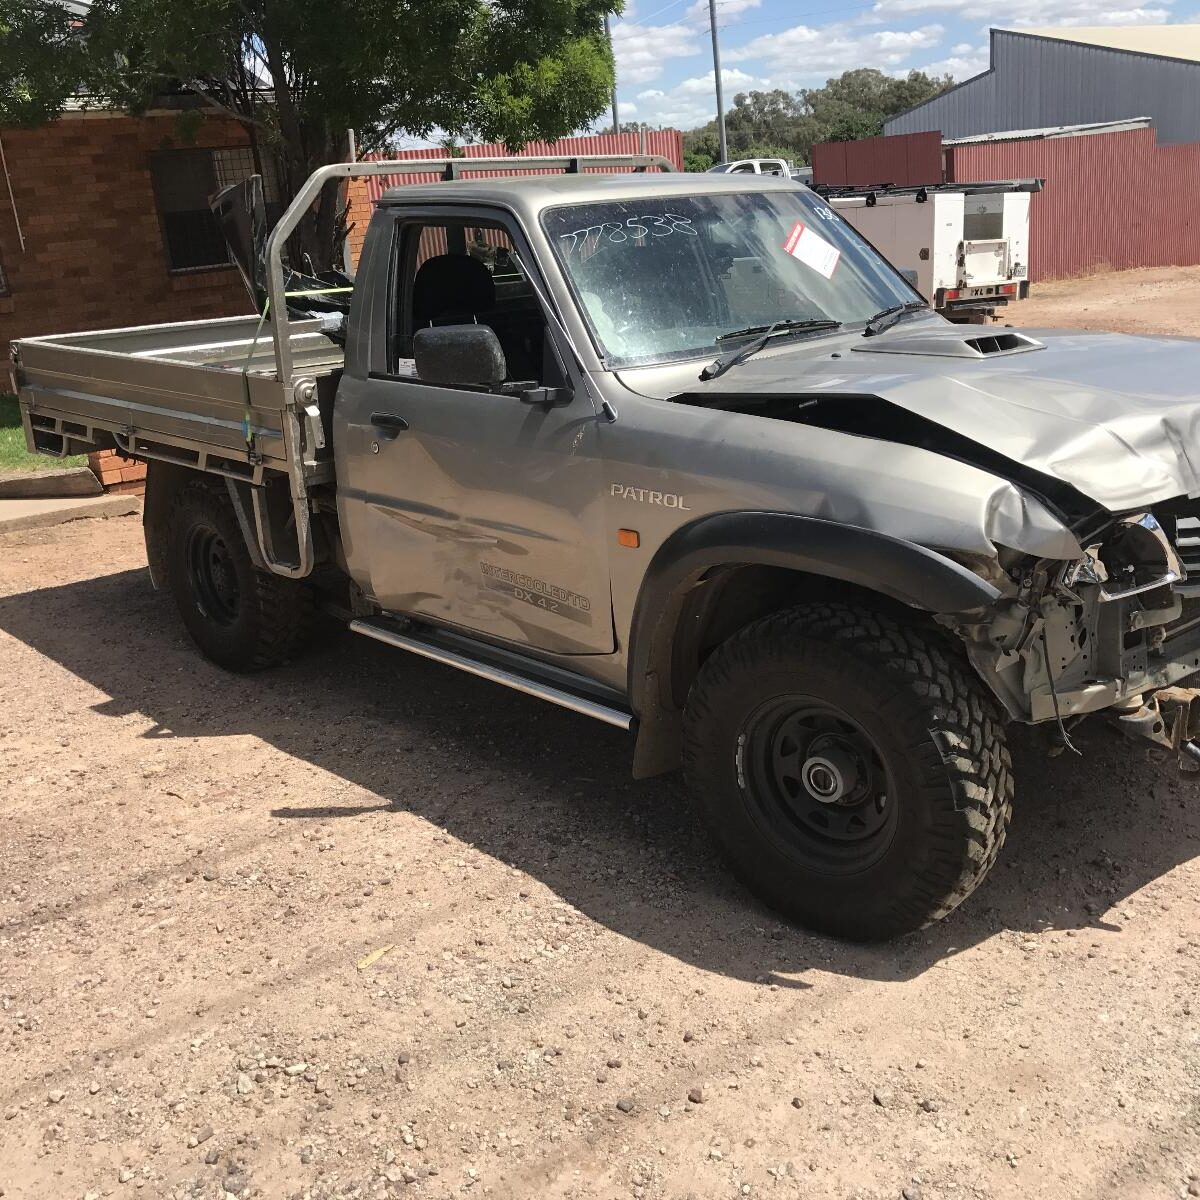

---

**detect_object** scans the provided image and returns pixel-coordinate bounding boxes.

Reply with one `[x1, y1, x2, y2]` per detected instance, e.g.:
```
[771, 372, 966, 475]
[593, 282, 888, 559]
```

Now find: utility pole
[604, 15, 620, 134]
[708, 0, 728, 163]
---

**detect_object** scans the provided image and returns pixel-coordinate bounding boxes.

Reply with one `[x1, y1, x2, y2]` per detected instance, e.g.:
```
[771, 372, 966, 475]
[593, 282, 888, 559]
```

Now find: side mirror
[899, 268, 919, 288]
[413, 324, 506, 390]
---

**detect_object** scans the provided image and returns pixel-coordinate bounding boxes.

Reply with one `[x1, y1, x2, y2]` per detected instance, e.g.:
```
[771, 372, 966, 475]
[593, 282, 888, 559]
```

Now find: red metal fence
[362, 130, 683, 201]
[812, 126, 1200, 281]
[810, 131, 942, 187]
[947, 127, 1200, 280]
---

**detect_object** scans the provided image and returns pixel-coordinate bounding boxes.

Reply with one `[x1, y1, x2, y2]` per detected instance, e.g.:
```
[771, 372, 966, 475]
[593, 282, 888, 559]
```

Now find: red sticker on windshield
[784, 221, 840, 279]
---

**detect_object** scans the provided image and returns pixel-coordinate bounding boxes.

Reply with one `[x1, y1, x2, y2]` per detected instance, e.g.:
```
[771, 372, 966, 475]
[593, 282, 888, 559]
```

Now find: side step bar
[350, 619, 634, 731]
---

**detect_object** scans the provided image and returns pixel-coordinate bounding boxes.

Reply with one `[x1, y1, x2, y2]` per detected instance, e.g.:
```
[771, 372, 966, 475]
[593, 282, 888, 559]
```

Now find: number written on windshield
[557, 214, 697, 257]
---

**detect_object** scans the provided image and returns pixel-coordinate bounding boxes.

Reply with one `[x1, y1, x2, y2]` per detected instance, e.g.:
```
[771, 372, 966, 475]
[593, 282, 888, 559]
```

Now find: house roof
[942, 117, 1153, 145]
[1008, 24, 1200, 64]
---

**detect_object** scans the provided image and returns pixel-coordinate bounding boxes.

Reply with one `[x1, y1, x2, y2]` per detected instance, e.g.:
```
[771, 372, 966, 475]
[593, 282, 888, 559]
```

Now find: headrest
[412, 254, 496, 325]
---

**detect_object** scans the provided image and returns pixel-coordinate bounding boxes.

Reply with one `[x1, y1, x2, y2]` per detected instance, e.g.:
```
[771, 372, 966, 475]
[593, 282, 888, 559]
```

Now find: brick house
[0, 108, 264, 356]
[0, 107, 271, 486]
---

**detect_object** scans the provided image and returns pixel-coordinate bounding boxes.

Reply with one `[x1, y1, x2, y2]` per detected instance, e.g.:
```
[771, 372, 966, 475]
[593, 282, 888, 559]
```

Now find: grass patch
[0, 393, 88, 474]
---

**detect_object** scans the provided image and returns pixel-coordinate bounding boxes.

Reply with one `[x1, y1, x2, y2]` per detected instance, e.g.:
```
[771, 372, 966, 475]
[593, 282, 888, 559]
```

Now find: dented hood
[684, 326, 1200, 512]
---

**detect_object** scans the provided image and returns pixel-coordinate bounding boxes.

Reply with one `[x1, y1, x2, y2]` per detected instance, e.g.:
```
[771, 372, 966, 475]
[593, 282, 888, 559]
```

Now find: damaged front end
[953, 508, 1200, 765]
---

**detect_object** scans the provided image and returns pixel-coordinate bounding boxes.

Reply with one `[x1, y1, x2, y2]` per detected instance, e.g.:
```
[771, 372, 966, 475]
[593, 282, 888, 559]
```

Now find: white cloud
[1014, 5, 1171, 21]
[870, 0, 1171, 23]
[628, 67, 764, 127]
[725, 22, 946, 84]
[685, 0, 761, 17]
[611, 16, 704, 85]
[675, 67, 759, 94]
[920, 41, 989, 76]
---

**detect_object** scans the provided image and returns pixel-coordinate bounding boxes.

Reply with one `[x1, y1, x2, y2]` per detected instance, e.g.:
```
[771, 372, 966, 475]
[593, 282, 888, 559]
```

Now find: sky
[603, 0, 1200, 133]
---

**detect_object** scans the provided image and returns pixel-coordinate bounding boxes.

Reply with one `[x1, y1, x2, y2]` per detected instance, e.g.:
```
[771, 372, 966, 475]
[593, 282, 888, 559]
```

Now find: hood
[679, 325, 1200, 513]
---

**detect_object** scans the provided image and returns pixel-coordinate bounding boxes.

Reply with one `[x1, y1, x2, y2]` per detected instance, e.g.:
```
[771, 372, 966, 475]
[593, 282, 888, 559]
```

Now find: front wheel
[683, 602, 1013, 940]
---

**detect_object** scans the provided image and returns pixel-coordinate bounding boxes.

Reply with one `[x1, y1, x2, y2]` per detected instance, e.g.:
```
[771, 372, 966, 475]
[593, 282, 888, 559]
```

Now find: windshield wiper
[700, 318, 841, 381]
[714, 316, 834, 343]
[862, 300, 928, 337]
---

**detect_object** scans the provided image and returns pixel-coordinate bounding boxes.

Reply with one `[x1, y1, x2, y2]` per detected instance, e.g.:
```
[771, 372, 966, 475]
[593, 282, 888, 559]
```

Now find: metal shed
[886, 26, 1200, 145]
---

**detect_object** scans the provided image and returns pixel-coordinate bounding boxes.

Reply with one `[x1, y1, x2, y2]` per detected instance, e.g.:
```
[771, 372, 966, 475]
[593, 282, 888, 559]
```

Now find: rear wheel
[683, 602, 1013, 940]
[165, 482, 315, 671]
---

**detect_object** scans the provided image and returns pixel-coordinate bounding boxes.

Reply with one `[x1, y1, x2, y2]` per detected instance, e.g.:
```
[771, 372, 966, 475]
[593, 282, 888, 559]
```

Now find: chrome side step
[350, 619, 634, 731]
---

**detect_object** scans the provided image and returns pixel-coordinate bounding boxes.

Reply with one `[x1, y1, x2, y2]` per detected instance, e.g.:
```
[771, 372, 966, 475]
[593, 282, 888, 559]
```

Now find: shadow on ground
[2, 566, 1197, 987]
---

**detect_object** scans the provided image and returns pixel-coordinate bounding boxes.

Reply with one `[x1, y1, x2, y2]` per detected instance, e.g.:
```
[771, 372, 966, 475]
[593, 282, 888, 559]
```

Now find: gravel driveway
[2, 272, 1199, 1200]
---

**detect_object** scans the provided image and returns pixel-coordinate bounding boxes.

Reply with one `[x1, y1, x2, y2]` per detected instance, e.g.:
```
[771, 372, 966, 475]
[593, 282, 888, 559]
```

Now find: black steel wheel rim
[738, 695, 898, 872]
[185, 522, 241, 627]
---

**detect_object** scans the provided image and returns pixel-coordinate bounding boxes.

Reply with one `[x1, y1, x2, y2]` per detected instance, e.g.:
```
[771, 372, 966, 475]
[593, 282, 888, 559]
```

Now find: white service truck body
[823, 183, 1036, 319]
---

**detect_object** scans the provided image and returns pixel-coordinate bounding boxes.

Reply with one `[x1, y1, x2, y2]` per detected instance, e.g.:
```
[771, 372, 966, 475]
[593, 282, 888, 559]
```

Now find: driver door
[336, 211, 615, 656]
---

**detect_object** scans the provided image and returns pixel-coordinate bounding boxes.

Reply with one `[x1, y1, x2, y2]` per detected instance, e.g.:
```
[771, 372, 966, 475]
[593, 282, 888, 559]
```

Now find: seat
[411, 254, 496, 327]
[412, 252, 546, 381]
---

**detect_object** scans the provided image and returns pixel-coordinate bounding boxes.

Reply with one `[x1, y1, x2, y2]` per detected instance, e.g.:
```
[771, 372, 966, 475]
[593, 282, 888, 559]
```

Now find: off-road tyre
[164, 481, 316, 672]
[683, 601, 1013, 940]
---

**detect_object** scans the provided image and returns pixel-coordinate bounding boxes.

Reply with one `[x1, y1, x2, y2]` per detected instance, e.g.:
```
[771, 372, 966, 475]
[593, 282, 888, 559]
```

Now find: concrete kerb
[0, 493, 140, 534]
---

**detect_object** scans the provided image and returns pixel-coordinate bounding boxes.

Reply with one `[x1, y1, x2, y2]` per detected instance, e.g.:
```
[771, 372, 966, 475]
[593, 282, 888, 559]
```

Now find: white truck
[814, 179, 1041, 321]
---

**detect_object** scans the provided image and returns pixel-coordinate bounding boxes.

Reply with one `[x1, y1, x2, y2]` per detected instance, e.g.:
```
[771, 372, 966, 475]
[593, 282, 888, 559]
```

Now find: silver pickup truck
[13, 154, 1200, 940]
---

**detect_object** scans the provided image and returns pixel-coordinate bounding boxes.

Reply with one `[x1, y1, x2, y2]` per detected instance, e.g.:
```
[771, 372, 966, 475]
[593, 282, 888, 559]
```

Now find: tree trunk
[260, 31, 347, 274]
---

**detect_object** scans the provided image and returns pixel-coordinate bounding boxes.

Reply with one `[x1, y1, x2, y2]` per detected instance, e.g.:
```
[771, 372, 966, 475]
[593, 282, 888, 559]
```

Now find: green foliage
[800, 68, 952, 145]
[682, 69, 954, 167]
[0, 394, 86, 473]
[683, 149, 713, 172]
[0, 0, 623, 266]
[0, 1, 88, 125]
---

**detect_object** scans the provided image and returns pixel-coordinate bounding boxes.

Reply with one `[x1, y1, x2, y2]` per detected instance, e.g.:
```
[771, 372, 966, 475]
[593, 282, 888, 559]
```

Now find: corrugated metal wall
[886, 29, 1200, 144]
[810, 131, 942, 185]
[363, 130, 684, 202]
[947, 126, 1200, 279]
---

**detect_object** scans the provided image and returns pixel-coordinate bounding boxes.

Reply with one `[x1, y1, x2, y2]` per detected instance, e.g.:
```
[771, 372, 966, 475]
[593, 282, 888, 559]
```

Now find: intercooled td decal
[609, 483, 691, 509]
[479, 562, 592, 625]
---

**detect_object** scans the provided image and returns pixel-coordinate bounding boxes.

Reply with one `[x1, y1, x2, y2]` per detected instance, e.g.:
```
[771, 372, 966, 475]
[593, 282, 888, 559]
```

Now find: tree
[681, 69, 953, 168]
[0, 0, 622, 269]
[725, 89, 814, 157]
[800, 68, 952, 146]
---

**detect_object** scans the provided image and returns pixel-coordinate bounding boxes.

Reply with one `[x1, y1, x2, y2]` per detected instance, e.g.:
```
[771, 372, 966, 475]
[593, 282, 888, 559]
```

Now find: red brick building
[0, 109, 260, 357]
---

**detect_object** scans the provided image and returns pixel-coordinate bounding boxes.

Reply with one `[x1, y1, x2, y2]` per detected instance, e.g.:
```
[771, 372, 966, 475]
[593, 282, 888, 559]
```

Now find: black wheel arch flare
[626, 511, 1001, 778]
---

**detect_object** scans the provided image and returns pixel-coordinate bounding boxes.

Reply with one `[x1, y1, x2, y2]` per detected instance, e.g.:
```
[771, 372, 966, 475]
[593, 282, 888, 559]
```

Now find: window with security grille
[0, 255, 10, 298]
[151, 147, 282, 272]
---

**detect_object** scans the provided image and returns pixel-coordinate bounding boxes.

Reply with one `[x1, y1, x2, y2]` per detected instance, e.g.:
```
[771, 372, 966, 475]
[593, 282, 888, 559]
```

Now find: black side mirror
[413, 324, 506, 390]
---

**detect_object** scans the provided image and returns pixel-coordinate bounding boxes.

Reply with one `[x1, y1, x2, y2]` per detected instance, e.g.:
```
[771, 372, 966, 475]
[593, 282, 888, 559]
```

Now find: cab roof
[376, 170, 805, 221]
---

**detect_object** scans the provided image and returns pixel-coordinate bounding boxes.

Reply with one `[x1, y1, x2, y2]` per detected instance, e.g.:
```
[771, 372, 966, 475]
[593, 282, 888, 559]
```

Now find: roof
[377, 170, 802, 216]
[1007, 24, 1200, 64]
[943, 117, 1153, 145]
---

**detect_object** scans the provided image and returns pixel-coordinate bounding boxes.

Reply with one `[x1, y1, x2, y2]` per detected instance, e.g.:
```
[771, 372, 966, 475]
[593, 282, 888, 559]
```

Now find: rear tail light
[943, 289, 960, 300]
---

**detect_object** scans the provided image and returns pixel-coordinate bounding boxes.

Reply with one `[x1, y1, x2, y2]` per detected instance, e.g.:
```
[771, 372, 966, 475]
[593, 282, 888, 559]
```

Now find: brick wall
[89, 448, 146, 493]
[0, 112, 254, 358]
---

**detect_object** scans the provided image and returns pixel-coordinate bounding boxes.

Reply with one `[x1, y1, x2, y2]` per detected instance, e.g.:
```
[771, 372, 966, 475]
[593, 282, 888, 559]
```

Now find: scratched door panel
[349, 375, 614, 656]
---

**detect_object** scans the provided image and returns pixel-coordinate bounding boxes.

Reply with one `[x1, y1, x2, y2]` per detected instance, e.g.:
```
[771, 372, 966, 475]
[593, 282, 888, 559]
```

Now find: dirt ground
[1007, 264, 1200, 336]
[2, 270, 1200, 1200]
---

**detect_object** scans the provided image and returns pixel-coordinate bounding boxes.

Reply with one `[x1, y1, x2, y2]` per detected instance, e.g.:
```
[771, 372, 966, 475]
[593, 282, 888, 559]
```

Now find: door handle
[370, 411, 409, 434]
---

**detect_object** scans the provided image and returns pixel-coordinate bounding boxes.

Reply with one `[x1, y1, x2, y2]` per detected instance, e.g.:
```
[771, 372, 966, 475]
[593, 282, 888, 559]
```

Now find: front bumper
[965, 510, 1200, 725]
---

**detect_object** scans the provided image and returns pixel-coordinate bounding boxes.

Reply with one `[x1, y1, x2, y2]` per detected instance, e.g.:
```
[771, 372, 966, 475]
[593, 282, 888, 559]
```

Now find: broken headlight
[1068, 512, 1184, 600]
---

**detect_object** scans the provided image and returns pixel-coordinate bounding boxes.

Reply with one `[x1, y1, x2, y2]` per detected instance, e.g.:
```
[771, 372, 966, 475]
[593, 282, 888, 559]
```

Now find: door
[336, 212, 615, 656]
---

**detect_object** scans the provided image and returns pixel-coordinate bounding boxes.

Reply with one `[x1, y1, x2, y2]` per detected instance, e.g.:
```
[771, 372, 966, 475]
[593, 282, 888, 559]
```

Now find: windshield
[542, 189, 920, 368]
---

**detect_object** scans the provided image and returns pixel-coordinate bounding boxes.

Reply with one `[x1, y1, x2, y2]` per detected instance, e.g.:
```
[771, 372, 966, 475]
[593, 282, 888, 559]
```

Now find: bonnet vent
[853, 329, 1044, 360]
